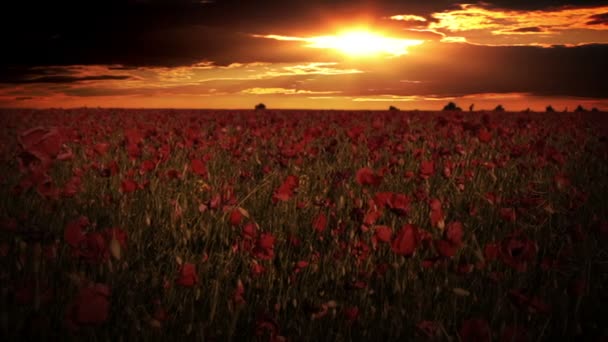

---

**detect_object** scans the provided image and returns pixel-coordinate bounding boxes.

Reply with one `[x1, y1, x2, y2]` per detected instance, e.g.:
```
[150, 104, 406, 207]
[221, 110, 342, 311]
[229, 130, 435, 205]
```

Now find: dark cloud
[2, 75, 132, 84]
[1, 0, 606, 69]
[288, 43, 608, 99]
[508, 27, 545, 33]
[587, 12, 608, 25]
[1, 0, 607, 103]
[15, 96, 33, 101]
[108, 66, 140, 70]
[470, 0, 608, 10]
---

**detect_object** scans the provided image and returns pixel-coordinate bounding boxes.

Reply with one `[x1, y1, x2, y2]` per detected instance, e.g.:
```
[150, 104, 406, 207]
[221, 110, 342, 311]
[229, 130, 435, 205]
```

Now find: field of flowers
[0, 108, 607, 341]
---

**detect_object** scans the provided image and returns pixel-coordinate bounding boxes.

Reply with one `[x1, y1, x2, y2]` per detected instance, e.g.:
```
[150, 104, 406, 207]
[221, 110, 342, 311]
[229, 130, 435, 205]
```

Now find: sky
[1, 0, 607, 111]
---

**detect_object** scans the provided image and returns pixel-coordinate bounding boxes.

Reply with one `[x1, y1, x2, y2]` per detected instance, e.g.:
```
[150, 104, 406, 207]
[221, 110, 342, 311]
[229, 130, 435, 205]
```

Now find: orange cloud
[241, 87, 340, 95]
[426, 4, 608, 46]
[431, 4, 608, 32]
[389, 14, 427, 23]
[254, 31, 424, 57]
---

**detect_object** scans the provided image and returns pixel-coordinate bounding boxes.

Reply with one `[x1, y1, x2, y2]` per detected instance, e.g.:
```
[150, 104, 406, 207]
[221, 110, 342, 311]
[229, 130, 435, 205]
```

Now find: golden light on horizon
[307, 30, 424, 56]
[255, 29, 424, 57]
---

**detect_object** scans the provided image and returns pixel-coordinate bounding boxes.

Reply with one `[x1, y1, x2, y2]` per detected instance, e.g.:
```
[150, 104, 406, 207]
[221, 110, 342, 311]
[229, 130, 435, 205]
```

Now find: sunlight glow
[307, 31, 424, 56]
[255, 30, 424, 57]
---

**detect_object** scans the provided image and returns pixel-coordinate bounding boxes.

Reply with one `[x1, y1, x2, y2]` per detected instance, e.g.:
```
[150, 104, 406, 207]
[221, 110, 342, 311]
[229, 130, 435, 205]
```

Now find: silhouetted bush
[494, 105, 505, 112]
[389, 105, 400, 112]
[255, 103, 266, 110]
[592, 107, 599, 112]
[546, 105, 555, 113]
[443, 102, 462, 111]
[574, 105, 587, 113]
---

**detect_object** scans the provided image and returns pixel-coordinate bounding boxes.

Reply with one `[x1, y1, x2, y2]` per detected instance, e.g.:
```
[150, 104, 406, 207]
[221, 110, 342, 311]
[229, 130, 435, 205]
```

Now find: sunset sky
[1, 0, 607, 110]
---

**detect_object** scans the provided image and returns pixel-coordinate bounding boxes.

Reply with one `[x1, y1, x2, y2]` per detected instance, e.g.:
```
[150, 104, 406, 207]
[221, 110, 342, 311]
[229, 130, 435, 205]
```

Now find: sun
[306, 30, 424, 57]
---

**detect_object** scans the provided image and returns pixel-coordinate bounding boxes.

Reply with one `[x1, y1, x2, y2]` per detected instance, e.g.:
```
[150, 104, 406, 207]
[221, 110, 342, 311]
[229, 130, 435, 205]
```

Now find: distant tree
[574, 105, 587, 113]
[389, 105, 400, 112]
[591, 107, 599, 112]
[494, 104, 505, 112]
[546, 105, 555, 113]
[523, 108, 531, 114]
[469, 104, 474, 112]
[255, 103, 266, 111]
[443, 102, 462, 111]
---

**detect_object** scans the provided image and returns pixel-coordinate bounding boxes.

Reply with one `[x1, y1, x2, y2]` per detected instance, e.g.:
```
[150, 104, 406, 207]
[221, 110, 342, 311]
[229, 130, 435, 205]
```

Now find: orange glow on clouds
[389, 14, 427, 23]
[391, 4, 608, 46]
[429, 4, 608, 34]
[256, 29, 424, 57]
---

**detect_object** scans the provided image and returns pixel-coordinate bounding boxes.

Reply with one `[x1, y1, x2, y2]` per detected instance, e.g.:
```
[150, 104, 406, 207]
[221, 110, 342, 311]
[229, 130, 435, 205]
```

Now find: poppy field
[0, 108, 607, 341]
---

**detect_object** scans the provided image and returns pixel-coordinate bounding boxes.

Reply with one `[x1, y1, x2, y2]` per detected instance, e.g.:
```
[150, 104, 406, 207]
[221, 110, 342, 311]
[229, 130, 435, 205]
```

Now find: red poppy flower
[500, 325, 529, 342]
[255, 314, 282, 340]
[62, 176, 82, 198]
[242, 223, 258, 240]
[391, 224, 419, 256]
[65, 283, 110, 330]
[554, 173, 570, 190]
[499, 207, 516, 222]
[231, 279, 246, 307]
[499, 231, 537, 272]
[120, 178, 138, 194]
[484, 192, 499, 206]
[416, 320, 441, 339]
[126, 143, 141, 159]
[477, 128, 492, 143]
[77, 232, 109, 264]
[19, 127, 63, 164]
[273, 175, 299, 202]
[312, 213, 327, 233]
[445, 221, 464, 246]
[459, 318, 491, 342]
[344, 306, 359, 323]
[124, 128, 144, 145]
[420, 160, 435, 179]
[363, 207, 383, 226]
[373, 192, 392, 207]
[435, 239, 459, 257]
[190, 159, 207, 177]
[429, 199, 445, 229]
[229, 209, 244, 226]
[93, 142, 110, 156]
[483, 242, 500, 262]
[64, 216, 89, 248]
[351, 240, 371, 262]
[251, 261, 266, 276]
[374, 225, 392, 243]
[355, 167, 382, 186]
[387, 193, 411, 216]
[253, 233, 276, 260]
[176, 263, 198, 287]
[140, 160, 156, 174]
[508, 289, 550, 314]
